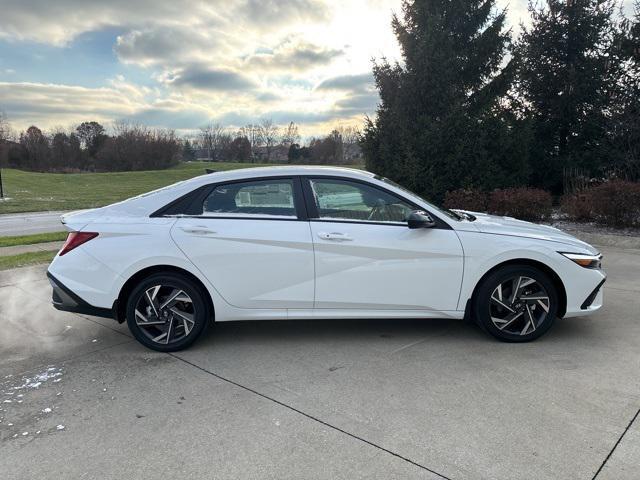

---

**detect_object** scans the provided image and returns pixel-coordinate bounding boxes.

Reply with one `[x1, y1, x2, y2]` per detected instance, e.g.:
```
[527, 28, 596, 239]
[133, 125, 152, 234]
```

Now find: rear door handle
[317, 232, 353, 241]
[181, 226, 216, 235]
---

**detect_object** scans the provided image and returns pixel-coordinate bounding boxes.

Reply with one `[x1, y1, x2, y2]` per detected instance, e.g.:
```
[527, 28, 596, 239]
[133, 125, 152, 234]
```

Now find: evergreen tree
[361, 0, 528, 202]
[182, 139, 196, 161]
[513, 0, 625, 192]
[608, 2, 640, 180]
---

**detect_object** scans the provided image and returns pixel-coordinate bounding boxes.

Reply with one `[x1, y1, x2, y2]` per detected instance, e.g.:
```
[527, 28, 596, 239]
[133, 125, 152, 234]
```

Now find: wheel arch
[468, 258, 567, 319]
[115, 265, 215, 324]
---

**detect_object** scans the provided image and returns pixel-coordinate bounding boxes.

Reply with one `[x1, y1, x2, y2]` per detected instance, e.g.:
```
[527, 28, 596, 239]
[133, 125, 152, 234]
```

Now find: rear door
[171, 177, 315, 309]
[304, 177, 464, 311]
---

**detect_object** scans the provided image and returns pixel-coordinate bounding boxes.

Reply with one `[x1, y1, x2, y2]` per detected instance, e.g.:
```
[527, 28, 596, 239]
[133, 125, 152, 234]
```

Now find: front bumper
[581, 277, 606, 310]
[47, 272, 114, 320]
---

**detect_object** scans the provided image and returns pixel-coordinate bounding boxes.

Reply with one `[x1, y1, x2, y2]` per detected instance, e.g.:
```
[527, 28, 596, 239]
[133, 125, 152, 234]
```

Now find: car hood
[455, 211, 599, 254]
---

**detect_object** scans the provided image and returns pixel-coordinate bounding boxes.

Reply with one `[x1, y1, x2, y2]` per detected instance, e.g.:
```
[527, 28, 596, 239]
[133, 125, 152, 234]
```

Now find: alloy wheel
[489, 276, 550, 336]
[134, 285, 196, 345]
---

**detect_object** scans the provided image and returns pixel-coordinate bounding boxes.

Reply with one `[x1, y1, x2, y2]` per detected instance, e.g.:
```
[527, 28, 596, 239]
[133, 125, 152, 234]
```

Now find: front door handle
[181, 226, 216, 235]
[317, 232, 353, 241]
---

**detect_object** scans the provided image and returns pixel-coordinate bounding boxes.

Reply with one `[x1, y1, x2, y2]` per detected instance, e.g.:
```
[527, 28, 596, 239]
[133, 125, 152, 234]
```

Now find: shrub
[588, 180, 640, 228]
[561, 193, 593, 222]
[488, 187, 552, 222]
[443, 188, 488, 212]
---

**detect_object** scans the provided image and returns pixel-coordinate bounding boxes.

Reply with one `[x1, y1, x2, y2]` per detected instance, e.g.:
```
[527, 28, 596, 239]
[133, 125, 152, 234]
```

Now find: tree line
[362, 0, 640, 200]
[0, 120, 181, 172]
[0, 114, 362, 172]
[188, 120, 361, 164]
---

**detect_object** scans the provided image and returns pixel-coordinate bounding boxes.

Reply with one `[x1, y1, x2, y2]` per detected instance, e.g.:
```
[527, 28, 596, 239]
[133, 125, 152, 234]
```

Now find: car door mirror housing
[407, 210, 436, 229]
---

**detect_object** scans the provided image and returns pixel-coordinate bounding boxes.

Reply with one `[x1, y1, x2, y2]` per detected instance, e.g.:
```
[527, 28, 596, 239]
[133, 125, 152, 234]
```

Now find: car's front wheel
[473, 265, 558, 342]
[126, 272, 210, 352]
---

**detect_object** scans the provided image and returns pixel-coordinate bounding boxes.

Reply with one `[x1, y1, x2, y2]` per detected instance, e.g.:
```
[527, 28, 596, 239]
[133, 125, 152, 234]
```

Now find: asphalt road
[0, 211, 67, 236]
[0, 246, 638, 479]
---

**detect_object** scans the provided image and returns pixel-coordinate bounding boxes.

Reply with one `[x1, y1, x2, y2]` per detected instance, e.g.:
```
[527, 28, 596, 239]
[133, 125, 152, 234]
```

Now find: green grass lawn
[0, 161, 363, 214]
[0, 250, 57, 270]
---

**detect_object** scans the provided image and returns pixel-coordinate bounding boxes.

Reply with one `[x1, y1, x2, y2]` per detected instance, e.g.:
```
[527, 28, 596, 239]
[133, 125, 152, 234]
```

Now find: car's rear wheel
[126, 272, 210, 352]
[473, 265, 558, 342]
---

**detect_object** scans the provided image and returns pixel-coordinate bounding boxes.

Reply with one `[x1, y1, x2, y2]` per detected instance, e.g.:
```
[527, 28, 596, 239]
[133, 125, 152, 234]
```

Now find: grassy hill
[0, 162, 364, 214]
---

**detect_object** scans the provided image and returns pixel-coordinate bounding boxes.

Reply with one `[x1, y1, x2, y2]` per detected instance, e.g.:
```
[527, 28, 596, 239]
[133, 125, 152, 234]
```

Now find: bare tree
[0, 111, 10, 143]
[238, 123, 261, 161]
[328, 129, 345, 163]
[0, 111, 9, 198]
[335, 125, 360, 145]
[199, 123, 224, 161]
[257, 119, 279, 161]
[280, 121, 300, 147]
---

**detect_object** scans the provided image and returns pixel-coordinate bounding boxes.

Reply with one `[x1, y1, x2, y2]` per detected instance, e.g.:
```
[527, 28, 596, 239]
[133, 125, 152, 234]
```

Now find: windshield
[374, 175, 463, 221]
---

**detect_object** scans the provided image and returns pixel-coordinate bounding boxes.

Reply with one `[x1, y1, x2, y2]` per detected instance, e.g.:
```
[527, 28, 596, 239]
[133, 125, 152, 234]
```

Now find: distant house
[343, 143, 363, 163]
[194, 148, 211, 161]
[253, 145, 289, 163]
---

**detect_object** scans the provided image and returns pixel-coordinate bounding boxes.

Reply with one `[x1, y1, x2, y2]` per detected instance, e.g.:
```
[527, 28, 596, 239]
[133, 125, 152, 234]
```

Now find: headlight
[559, 252, 602, 269]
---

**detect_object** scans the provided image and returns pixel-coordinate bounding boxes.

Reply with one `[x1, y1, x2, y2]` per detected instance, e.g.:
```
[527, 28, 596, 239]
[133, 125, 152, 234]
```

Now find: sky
[0, 0, 629, 137]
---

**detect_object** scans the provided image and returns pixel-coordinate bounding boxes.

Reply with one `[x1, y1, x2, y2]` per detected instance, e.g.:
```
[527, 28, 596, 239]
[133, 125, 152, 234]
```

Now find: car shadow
[197, 316, 482, 347]
[193, 314, 599, 349]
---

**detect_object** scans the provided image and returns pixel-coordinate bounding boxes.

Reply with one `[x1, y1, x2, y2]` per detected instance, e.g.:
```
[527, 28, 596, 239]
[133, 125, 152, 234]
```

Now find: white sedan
[48, 166, 606, 351]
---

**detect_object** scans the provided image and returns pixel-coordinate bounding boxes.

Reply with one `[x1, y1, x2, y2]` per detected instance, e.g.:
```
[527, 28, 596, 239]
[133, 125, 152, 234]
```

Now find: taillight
[59, 232, 99, 256]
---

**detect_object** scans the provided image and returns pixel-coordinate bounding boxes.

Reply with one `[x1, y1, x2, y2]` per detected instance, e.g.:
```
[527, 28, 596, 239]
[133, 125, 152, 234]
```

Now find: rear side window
[201, 179, 297, 218]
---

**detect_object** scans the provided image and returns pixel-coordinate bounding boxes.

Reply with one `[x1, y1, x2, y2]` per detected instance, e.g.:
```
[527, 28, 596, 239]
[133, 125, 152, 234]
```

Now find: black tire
[126, 272, 210, 352]
[472, 265, 558, 342]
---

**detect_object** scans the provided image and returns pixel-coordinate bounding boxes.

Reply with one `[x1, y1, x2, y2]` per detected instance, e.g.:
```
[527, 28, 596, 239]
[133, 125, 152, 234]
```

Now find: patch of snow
[10, 367, 64, 391]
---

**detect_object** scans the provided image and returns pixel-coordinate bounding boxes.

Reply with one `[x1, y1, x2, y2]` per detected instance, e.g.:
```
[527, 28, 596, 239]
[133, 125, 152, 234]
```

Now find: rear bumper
[47, 271, 114, 320]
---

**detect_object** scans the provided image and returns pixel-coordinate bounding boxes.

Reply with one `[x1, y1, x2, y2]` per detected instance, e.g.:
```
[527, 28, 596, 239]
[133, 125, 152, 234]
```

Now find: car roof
[191, 165, 374, 186]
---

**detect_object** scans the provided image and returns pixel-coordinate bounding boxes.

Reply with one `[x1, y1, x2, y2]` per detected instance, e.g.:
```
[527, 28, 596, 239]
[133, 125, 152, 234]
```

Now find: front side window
[201, 179, 297, 218]
[309, 179, 413, 223]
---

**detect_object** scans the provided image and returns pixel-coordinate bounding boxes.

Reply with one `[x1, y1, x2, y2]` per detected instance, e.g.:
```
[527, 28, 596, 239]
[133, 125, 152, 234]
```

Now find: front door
[305, 177, 464, 311]
[171, 177, 314, 309]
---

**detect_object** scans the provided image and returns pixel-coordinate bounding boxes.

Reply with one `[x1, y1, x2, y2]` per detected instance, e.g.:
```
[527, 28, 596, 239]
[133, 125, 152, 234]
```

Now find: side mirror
[407, 210, 435, 229]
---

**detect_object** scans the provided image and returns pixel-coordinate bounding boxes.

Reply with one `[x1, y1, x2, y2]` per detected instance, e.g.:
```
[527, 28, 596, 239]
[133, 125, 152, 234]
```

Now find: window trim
[152, 176, 308, 221]
[301, 175, 451, 229]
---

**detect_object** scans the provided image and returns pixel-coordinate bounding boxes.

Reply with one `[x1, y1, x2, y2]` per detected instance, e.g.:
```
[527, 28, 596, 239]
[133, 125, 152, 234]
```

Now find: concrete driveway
[0, 246, 638, 480]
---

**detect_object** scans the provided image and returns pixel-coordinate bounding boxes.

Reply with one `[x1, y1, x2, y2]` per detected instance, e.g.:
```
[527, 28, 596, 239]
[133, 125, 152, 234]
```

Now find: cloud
[334, 92, 379, 114]
[0, 0, 392, 136]
[123, 107, 211, 129]
[0, 81, 213, 130]
[0, 82, 143, 120]
[115, 28, 227, 67]
[240, 0, 329, 26]
[0, 0, 329, 46]
[244, 38, 343, 72]
[161, 65, 258, 92]
[316, 73, 375, 91]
